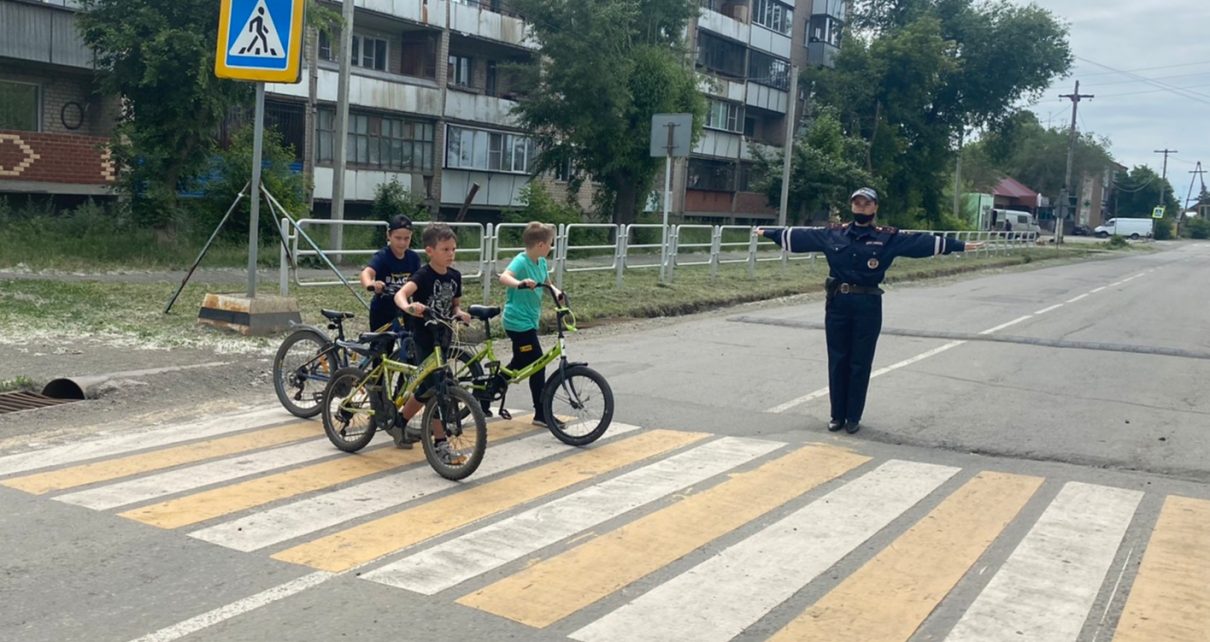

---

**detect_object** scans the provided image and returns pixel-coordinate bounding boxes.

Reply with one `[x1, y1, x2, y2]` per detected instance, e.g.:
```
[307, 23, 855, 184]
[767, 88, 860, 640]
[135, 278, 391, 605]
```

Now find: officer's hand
[966, 241, 987, 251]
[753, 227, 765, 237]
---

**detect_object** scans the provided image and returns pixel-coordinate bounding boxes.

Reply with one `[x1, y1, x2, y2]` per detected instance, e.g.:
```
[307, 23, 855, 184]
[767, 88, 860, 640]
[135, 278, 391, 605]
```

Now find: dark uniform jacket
[762, 224, 968, 288]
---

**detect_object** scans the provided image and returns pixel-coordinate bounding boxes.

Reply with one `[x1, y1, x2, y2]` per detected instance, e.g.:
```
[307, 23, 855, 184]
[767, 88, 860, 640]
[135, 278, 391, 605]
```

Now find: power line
[1098, 82, 1210, 98]
[1075, 56, 1210, 106]
[1079, 60, 1210, 77]
[1091, 70, 1210, 87]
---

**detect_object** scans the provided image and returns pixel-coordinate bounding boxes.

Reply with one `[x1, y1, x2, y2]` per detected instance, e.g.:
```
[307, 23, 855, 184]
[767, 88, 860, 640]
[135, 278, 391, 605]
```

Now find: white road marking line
[944, 482, 1142, 642]
[127, 571, 333, 642]
[570, 460, 960, 642]
[978, 315, 1033, 335]
[1034, 304, 1064, 315]
[189, 424, 641, 552]
[0, 406, 287, 477]
[364, 437, 781, 595]
[55, 439, 339, 510]
[768, 341, 966, 413]
[1065, 293, 1089, 303]
[1089, 286, 1107, 294]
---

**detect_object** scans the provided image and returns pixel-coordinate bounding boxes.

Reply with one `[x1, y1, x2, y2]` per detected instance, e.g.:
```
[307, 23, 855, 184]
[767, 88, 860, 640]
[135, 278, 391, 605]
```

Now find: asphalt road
[2, 241, 1208, 642]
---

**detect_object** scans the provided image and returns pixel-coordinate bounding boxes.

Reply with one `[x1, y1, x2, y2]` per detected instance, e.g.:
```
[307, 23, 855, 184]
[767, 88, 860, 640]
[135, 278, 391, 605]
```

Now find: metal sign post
[650, 113, 692, 284]
[215, 0, 305, 297]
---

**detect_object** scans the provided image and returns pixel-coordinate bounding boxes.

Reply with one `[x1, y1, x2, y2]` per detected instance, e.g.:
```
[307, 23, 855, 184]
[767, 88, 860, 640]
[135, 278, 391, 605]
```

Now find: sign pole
[660, 123, 674, 284]
[247, 82, 266, 298]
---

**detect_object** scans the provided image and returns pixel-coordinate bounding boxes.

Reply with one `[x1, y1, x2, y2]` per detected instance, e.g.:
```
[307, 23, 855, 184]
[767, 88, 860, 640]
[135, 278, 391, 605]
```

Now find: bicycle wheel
[321, 367, 378, 453]
[273, 328, 340, 418]
[541, 364, 614, 446]
[420, 386, 487, 481]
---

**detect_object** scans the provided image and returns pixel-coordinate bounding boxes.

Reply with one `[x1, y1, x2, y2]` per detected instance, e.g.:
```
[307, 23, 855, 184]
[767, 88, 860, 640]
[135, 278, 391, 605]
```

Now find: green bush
[499, 182, 594, 253]
[1105, 235, 1129, 249]
[199, 125, 308, 243]
[1184, 217, 1210, 240]
[371, 178, 427, 221]
[1153, 217, 1173, 240]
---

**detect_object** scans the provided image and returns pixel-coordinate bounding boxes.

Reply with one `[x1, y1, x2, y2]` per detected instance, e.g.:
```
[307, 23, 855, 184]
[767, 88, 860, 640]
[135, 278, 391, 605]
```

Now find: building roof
[993, 177, 1039, 200]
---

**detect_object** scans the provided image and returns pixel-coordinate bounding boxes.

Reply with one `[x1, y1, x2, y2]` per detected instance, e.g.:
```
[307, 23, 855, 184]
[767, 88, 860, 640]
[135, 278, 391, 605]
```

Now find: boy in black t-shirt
[359, 214, 421, 331]
[391, 224, 472, 460]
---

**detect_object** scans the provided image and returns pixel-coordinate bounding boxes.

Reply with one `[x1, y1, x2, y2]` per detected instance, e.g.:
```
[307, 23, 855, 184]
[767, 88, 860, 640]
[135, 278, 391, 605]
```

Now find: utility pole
[1057, 80, 1093, 244]
[1154, 148, 1177, 238]
[953, 128, 964, 221]
[1180, 161, 1205, 237]
[330, 0, 356, 258]
[777, 65, 799, 228]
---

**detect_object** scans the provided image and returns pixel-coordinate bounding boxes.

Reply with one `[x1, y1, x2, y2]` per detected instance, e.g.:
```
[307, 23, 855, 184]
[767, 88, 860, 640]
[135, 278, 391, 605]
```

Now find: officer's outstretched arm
[754, 226, 828, 253]
[888, 232, 966, 259]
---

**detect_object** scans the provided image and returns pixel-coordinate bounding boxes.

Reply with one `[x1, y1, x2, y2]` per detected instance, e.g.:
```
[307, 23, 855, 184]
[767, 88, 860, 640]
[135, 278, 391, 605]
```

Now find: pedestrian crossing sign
[215, 0, 304, 83]
[1152, 206, 1166, 219]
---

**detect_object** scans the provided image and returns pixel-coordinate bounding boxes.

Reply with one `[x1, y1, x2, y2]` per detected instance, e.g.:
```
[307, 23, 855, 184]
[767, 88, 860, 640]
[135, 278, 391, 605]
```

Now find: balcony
[806, 40, 839, 68]
[693, 129, 744, 160]
[748, 24, 791, 58]
[0, 0, 93, 69]
[697, 7, 750, 44]
[745, 83, 788, 114]
[267, 67, 443, 117]
[444, 89, 519, 127]
[352, 0, 444, 27]
[697, 74, 746, 103]
[448, 0, 533, 49]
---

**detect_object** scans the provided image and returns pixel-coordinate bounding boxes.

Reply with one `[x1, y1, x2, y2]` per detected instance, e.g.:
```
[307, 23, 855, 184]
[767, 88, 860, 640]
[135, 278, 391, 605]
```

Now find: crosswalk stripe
[364, 436, 783, 595]
[55, 438, 340, 510]
[569, 460, 960, 642]
[768, 471, 1044, 642]
[189, 424, 639, 552]
[944, 482, 1143, 642]
[458, 443, 871, 628]
[271, 429, 709, 573]
[0, 406, 286, 477]
[2, 422, 317, 495]
[1112, 495, 1210, 642]
[120, 420, 537, 530]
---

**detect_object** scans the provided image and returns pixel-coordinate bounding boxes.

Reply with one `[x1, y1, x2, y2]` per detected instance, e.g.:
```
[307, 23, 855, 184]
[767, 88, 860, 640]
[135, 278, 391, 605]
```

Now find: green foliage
[1185, 217, 1210, 240]
[509, 0, 705, 225]
[1115, 165, 1180, 219]
[499, 182, 593, 250]
[968, 111, 1115, 198]
[371, 178, 428, 221]
[1105, 235, 1129, 249]
[199, 125, 307, 242]
[808, 0, 1072, 227]
[1153, 217, 1174, 240]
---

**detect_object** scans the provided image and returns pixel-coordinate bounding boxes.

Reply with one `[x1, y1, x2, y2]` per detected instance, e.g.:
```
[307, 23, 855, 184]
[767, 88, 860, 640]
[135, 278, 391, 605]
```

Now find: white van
[989, 209, 1041, 234]
[1094, 218, 1152, 239]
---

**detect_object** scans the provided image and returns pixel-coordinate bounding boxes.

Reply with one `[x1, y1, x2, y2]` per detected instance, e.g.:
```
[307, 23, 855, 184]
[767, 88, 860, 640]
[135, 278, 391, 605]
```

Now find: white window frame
[445, 125, 534, 174]
[448, 54, 474, 87]
[753, 0, 793, 35]
[351, 34, 389, 71]
[705, 99, 742, 133]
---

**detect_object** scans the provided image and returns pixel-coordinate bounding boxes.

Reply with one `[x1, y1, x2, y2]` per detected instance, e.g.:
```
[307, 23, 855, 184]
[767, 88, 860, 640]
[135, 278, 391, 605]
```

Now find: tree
[509, 0, 705, 225]
[965, 111, 1115, 199]
[752, 108, 877, 224]
[808, 0, 1071, 226]
[1115, 165, 1179, 221]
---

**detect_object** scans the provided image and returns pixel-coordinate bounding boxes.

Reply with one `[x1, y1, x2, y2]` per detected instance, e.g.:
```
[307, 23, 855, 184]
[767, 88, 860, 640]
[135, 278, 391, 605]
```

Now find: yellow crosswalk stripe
[767, 471, 1043, 642]
[1, 422, 318, 495]
[272, 429, 708, 573]
[1113, 495, 1210, 642]
[120, 420, 537, 529]
[458, 443, 870, 628]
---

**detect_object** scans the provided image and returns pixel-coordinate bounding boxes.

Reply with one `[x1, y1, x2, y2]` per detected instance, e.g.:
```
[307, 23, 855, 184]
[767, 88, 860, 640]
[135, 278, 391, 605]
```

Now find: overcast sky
[1023, 0, 1210, 203]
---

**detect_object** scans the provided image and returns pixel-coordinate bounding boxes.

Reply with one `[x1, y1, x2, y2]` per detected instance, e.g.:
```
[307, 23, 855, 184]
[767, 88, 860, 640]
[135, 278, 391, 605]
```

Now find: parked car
[1094, 218, 1153, 239]
[1070, 224, 1092, 236]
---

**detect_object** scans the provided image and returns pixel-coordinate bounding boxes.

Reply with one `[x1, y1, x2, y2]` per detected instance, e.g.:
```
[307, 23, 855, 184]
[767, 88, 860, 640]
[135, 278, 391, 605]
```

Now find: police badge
[867, 257, 880, 269]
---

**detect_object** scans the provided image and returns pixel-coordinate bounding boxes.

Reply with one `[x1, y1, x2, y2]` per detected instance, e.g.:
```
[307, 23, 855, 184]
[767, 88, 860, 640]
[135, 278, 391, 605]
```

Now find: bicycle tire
[420, 386, 487, 480]
[540, 364, 614, 446]
[273, 328, 339, 418]
[321, 367, 379, 452]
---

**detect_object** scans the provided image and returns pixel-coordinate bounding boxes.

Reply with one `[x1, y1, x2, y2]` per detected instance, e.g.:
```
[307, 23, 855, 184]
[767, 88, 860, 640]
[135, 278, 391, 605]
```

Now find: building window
[316, 108, 434, 172]
[748, 51, 790, 90]
[696, 31, 746, 79]
[446, 126, 535, 174]
[753, 0, 793, 35]
[808, 15, 843, 47]
[318, 30, 334, 62]
[353, 35, 388, 71]
[449, 55, 473, 87]
[688, 158, 736, 192]
[0, 81, 40, 132]
[705, 99, 742, 133]
[485, 61, 498, 96]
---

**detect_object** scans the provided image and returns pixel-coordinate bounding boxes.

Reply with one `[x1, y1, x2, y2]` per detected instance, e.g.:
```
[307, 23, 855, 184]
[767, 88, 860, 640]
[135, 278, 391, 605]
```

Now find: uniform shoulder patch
[876, 225, 898, 234]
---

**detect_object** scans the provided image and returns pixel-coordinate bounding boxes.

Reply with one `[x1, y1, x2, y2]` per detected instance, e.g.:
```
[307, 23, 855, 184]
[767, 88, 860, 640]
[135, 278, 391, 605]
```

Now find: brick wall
[0, 129, 115, 185]
[0, 63, 116, 138]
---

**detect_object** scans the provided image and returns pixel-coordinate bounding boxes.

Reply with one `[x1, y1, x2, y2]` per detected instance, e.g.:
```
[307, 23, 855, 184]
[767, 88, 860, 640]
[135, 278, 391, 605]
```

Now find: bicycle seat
[321, 309, 356, 321]
[468, 305, 501, 321]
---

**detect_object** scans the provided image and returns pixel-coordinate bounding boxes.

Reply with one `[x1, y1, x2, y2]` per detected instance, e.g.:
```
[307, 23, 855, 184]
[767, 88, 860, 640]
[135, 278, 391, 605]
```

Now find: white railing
[279, 221, 1042, 303]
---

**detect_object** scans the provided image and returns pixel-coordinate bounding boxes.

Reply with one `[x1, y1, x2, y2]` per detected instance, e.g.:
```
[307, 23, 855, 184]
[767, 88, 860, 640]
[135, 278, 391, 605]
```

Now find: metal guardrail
[279, 222, 1042, 304]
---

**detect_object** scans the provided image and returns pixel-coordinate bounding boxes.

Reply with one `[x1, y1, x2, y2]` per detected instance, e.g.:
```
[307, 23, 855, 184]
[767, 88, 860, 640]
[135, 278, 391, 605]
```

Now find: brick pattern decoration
[0, 130, 114, 185]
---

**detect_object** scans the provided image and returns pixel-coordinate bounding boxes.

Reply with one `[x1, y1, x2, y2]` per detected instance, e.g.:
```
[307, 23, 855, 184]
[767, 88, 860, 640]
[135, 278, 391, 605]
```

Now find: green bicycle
[320, 310, 487, 481]
[461, 283, 614, 446]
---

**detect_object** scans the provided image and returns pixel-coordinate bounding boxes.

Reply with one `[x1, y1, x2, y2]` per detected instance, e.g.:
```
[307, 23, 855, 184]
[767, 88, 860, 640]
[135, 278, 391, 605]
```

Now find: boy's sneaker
[388, 417, 418, 449]
[532, 414, 548, 427]
[434, 440, 467, 466]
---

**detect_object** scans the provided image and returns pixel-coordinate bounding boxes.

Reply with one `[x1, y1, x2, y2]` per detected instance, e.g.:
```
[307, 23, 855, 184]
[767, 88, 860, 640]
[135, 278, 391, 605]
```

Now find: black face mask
[853, 213, 876, 225]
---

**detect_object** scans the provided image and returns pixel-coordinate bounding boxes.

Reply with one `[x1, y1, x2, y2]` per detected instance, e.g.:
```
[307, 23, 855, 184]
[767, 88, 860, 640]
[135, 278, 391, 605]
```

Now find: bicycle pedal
[499, 408, 512, 420]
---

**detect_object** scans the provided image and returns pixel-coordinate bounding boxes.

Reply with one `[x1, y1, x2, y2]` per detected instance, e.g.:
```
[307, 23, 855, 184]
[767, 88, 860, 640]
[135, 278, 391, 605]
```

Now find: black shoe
[827, 419, 845, 432]
[391, 418, 418, 449]
[844, 420, 861, 434]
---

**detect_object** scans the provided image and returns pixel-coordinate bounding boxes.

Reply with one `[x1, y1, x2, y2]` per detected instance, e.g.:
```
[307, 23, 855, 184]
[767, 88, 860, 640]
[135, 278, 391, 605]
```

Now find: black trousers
[506, 328, 546, 416]
[824, 293, 883, 423]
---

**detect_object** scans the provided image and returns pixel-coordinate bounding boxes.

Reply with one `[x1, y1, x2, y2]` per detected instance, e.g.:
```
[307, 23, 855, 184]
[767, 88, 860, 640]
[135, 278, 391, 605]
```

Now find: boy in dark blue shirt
[755, 187, 985, 434]
[359, 214, 421, 332]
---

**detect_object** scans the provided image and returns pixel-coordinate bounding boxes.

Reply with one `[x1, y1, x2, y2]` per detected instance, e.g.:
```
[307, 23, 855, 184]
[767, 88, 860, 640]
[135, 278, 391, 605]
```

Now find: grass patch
[0, 245, 1102, 352]
[0, 376, 35, 393]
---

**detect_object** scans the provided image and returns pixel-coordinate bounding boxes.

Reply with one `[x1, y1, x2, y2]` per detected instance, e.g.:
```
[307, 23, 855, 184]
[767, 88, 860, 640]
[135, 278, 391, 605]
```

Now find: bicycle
[463, 282, 614, 446]
[272, 289, 483, 418]
[320, 309, 487, 481]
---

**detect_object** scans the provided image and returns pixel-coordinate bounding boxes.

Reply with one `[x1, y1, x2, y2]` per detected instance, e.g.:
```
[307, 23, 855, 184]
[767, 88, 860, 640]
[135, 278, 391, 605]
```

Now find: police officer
[755, 187, 985, 434]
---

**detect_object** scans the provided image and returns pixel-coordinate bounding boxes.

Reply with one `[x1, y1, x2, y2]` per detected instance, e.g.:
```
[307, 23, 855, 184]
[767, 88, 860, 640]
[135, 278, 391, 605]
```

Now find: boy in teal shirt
[498, 222, 561, 426]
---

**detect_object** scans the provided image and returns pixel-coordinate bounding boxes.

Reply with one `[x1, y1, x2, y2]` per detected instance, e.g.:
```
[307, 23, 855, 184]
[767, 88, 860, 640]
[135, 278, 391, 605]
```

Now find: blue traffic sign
[215, 0, 304, 82]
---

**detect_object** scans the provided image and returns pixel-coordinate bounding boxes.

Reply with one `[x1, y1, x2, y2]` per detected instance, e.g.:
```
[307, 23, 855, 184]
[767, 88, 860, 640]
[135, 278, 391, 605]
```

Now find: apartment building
[0, 0, 118, 200]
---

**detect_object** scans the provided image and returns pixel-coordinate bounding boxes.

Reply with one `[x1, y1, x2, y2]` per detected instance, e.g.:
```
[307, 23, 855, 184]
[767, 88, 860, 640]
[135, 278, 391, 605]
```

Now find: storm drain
[0, 391, 77, 415]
